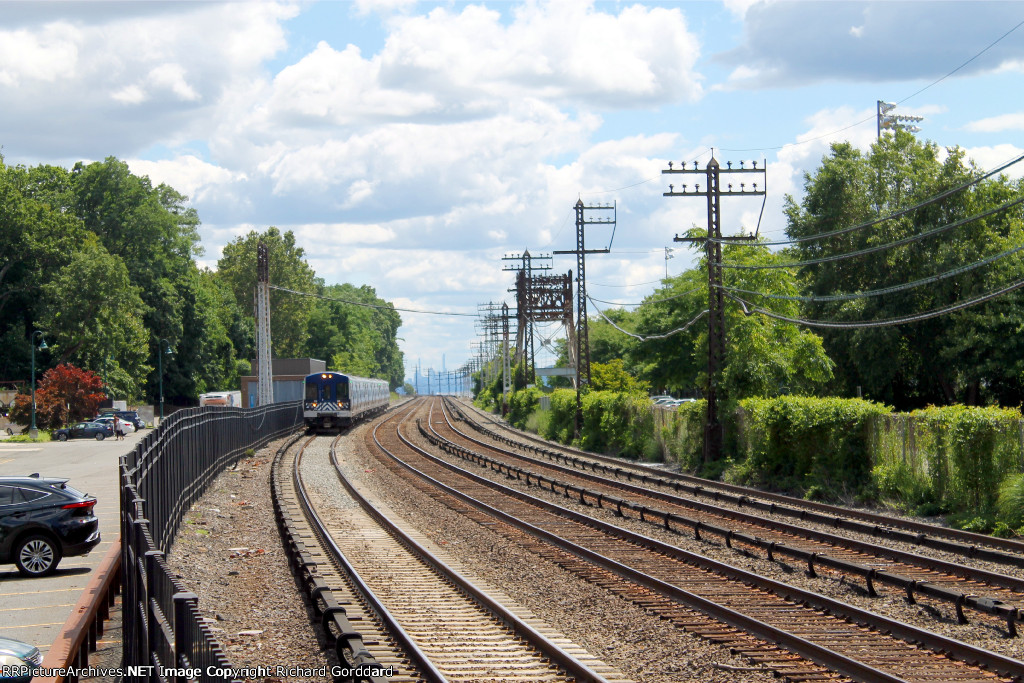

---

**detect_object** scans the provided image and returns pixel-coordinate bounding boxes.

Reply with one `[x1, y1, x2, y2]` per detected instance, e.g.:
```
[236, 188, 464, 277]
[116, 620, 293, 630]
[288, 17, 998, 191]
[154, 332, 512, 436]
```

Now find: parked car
[0, 635, 42, 681]
[0, 474, 100, 576]
[93, 416, 135, 434]
[98, 410, 145, 430]
[53, 422, 114, 441]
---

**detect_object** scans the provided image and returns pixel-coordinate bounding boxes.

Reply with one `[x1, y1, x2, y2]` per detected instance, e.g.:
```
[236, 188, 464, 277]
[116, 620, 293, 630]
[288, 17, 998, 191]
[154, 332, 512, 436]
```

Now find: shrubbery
[737, 396, 891, 499]
[492, 384, 1024, 534]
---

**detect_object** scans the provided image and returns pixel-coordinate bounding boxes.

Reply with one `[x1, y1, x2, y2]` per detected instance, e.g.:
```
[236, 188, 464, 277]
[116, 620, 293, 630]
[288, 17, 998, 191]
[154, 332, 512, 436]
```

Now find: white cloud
[126, 155, 246, 204]
[0, 3, 298, 158]
[966, 112, 1024, 133]
[962, 145, 1024, 180]
[0, 22, 80, 86]
[717, 2, 1024, 87]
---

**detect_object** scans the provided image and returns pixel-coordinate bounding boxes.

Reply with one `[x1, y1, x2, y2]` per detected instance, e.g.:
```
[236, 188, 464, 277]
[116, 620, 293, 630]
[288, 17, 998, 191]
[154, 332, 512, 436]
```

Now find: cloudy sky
[3, 0, 1023, 383]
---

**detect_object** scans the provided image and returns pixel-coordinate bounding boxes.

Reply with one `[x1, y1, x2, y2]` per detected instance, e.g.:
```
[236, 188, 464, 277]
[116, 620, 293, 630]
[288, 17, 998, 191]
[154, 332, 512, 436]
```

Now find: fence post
[173, 592, 198, 683]
[145, 550, 164, 681]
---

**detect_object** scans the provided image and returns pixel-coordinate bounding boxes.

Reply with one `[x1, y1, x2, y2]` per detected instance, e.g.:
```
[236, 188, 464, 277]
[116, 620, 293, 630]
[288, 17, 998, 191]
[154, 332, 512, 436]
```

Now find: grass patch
[5, 431, 52, 443]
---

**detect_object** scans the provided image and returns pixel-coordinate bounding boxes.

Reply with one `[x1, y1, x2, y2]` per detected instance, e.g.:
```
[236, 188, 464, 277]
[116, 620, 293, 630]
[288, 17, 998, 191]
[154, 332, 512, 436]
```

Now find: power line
[589, 277, 666, 288]
[720, 19, 1024, 153]
[715, 152, 1024, 247]
[721, 194, 1024, 270]
[588, 294, 708, 341]
[590, 285, 703, 307]
[724, 276, 1024, 329]
[719, 241, 1024, 303]
[268, 284, 480, 317]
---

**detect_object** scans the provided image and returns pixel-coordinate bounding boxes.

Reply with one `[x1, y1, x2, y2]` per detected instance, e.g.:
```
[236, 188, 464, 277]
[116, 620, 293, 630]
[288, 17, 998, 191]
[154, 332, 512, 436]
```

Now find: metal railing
[120, 402, 303, 682]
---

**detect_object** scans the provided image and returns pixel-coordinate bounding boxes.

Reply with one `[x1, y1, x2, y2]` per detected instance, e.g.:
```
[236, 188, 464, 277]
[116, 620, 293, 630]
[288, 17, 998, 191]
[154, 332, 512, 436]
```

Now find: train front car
[304, 372, 349, 430]
[304, 372, 390, 431]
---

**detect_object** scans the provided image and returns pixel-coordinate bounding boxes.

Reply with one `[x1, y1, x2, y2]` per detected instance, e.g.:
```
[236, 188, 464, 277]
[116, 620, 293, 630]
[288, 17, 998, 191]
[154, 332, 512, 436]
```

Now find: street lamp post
[157, 339, 173, 423]
[29, 331, 47, 439]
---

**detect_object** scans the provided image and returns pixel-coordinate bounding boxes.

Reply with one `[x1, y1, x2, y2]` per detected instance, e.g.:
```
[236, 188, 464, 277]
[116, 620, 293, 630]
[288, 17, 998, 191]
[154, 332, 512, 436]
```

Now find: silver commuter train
[303, 371, 389, 430]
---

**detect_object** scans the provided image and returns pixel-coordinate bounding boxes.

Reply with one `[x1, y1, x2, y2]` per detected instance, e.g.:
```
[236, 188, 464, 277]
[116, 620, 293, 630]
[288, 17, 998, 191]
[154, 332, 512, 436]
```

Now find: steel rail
[395, 400, 1024, 682]
[342, 409, 617, 683]
[433, 400, 1024, 633]
[389, 407, 901, 682]
[449, 398, 1024, 564]
[289, 423, 444, 682]
[270, 432, 395, 682]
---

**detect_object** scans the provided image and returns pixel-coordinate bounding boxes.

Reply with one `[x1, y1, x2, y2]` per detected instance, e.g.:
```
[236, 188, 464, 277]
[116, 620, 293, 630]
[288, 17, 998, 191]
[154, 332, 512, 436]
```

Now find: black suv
[0, 475, 100, 576]
[98, 410, 145, 430]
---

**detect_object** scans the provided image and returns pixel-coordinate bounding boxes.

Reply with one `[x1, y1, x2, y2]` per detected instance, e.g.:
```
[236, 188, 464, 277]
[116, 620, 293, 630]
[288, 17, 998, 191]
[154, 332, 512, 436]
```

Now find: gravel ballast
[165, 404, 1024, 682]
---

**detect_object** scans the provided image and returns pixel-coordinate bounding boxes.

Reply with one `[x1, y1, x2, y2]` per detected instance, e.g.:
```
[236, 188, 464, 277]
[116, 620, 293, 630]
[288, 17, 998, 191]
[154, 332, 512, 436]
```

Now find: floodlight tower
[877, 100, 923, 138]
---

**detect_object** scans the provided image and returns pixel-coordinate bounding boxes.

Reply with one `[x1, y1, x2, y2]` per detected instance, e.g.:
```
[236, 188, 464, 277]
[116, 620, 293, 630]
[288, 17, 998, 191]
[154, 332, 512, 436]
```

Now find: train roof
[305, 371, 388, 383]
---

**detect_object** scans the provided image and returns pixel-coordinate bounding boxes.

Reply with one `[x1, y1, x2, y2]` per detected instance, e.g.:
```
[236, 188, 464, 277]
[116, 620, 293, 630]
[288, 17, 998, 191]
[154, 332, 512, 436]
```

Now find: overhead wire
[719, 19, 1024, 153]
[269, 284, 480, 317]
[587, 294, 708, 341]
[712, 152, 1024, 248]
[590, 285, 703, 307]
[720, 194, 1024, 270]
[719, 241, 1024, 303]
[724, 277, 1024, 329]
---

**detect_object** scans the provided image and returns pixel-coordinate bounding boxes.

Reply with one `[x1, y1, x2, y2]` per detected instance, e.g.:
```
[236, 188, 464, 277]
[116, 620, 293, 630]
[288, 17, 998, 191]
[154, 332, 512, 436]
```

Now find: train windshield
[305, 382, 319, 401]
[336, 380, 348, 400]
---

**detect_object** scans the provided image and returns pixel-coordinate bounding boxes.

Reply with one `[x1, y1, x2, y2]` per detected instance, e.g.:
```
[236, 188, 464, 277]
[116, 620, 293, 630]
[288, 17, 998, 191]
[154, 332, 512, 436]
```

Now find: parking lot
[0, 428, 144, 657]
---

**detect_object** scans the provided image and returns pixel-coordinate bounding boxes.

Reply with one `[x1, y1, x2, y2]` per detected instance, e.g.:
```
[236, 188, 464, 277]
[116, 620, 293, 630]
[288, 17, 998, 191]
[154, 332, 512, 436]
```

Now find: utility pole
[503, 250, 552, 384]
[664, 247, 674, 279]
[501, 302, 511, 413]
[554, 199, 614, 437]
[664, 155, 764, 462]
[255, 242, 274, 406]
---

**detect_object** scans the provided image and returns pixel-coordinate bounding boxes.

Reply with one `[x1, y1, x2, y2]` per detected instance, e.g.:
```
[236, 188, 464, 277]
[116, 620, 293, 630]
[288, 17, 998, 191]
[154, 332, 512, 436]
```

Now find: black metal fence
[120, 403, 303, 682]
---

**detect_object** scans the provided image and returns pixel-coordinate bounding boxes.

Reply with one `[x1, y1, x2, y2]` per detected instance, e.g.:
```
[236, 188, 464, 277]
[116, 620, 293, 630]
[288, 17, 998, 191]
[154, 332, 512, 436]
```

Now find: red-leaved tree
[9, 364, 106, 429]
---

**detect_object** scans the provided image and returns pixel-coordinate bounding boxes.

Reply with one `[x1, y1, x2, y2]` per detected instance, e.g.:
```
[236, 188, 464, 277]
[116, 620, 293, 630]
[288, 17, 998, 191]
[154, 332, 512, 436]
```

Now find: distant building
[240, 358, 326, 407]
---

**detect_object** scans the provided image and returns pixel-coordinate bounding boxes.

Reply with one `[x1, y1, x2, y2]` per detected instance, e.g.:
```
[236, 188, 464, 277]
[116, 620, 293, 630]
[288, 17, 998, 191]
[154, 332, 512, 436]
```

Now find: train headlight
[312, 402, 317, 407]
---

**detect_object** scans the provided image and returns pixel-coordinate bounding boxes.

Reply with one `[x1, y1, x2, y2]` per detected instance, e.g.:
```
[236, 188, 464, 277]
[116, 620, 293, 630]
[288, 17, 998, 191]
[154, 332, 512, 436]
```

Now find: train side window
[337, 382, 349, 400]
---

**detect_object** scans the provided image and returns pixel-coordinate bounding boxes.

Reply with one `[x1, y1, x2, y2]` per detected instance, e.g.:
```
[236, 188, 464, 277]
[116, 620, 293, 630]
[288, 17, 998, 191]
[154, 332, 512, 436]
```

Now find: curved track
[452, 398, 1024, 564]
[366, 397, 1024, 683]
[273, 415, 630, 682]
[434, 398, 1024, 635]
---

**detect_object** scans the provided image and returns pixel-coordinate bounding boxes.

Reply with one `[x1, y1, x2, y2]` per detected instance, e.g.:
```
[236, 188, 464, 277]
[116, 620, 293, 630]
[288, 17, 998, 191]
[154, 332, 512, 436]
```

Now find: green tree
[0, 160, 89, 381]
[304, 283, 404, 387]
[70, 158, 203, 404]
[785, 132, 1024, 407]
[36, 237, 150, 399]
[590, 359, 649, 394]
[216, 227, 318, 358]
[628, 238, 834, 399]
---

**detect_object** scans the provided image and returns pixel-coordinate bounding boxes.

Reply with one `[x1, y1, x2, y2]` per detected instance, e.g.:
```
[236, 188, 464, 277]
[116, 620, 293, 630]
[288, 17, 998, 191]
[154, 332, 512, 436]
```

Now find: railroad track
[448, 398, 1024, 566]
[429, 398, 1024, 637]
[272, 417, 630, 682]
[368, 397, 1024, 683]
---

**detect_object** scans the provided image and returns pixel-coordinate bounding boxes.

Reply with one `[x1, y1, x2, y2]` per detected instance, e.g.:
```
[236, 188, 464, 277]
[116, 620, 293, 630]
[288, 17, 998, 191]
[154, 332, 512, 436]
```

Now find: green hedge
[655, 400, 705, 471]
[507, 386, 542, 428]
[497, 385, 1024, 524]
[872, 405, 1024, 516]
[736, 396, 892, 498]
